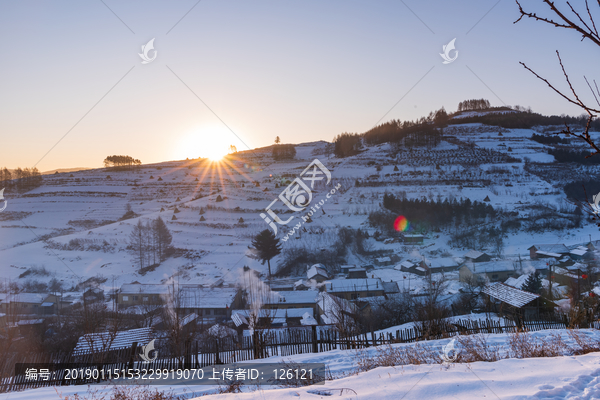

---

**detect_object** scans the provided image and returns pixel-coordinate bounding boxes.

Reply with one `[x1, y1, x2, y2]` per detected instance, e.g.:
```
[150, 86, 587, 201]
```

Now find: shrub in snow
[216, 195, 223, 202]
[171, 215, 177, 220]
[173, 207, 180, 214]
[157, 177, 163, 181]
[200, 216, 206, 221]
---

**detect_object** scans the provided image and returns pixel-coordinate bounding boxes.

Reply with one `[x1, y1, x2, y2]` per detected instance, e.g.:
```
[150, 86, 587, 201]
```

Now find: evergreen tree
[251, 229, 282, 279]
[521, 271, 543, 294]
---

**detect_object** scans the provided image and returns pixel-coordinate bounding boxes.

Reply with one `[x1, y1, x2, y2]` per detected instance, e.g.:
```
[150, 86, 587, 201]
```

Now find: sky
[1, 0, 599, 171]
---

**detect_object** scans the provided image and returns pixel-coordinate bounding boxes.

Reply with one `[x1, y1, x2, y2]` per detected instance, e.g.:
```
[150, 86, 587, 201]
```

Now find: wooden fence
[2, 315, 598, 392]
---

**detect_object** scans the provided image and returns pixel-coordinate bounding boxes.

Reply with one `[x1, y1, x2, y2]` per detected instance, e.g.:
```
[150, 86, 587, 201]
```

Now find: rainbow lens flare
[394, 215, 410, 232]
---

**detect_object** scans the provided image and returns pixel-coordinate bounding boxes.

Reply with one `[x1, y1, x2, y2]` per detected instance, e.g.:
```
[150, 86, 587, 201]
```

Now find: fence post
[311, 325, 318, 353]
[184, 341, 191, 370]
[215, 339, 221, 365]
[253, 331, 259, 360]
[127, 342, 138, 371]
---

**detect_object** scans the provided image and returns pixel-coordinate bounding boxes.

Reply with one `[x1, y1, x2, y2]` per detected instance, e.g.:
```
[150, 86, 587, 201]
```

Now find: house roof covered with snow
[566, 262, 587, 272]
[73, 327, 153, 355]
[7, 293, 49, 304]
[231, 308, 314, 324]
[307, 264, 329, 280]
[316, 292, 356, 323]
[528, 244, 569, 254]
[266, 290, 319, 305]
[536, 251, 562, 258]
[178, 287, 239, 309]
[120, 284, 172, 295]
[482, 282, 539, 308]
[324, 278, 383, 293]
[398, 260, 416, 269]
[382, 281, 400, 294]
[464, 250, 485, 259]
[425, 258, 460, 269]
[570, 248, 588, 257]
[467, 260, 516, 273]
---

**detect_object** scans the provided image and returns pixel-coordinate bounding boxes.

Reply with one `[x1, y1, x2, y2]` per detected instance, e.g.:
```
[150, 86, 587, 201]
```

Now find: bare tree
[515, 0, 600, 155]
[160, 284, 199, 366]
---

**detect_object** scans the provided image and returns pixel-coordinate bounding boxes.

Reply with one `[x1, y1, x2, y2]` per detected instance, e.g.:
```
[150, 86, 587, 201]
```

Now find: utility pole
[578, 267, 581, 304]
[547, 261, 553, 300]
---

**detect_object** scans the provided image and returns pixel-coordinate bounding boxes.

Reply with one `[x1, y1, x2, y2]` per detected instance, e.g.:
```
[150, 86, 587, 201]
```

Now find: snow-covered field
[1, 124, 598, 297]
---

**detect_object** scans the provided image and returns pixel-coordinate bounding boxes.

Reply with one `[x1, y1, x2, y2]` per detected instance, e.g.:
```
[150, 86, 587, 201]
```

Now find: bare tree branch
[515, 0, 600, 46]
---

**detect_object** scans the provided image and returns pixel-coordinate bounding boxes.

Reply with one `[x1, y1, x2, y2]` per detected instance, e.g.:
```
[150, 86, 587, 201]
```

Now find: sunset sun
[175, 127, 240, 161]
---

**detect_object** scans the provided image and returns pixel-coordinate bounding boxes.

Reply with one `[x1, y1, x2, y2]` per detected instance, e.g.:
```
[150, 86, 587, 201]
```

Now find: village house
[316, 292, 358, 325]
[528, 244, 570, 260]
[117, 283, 242, 323]
[231, 307, 316, 329]
[423, 258, 461, 274]
[382, 281, 400, 296]
[307, 264, 329, 283]
[569, 246, 592, 261]
[268, 281, 296, 292]
[402, 234, 424, 244]
[459, 261, 517, 283]
[340, 265, 357, 274]
[72, 327, 154, 355]
[323, 278, 385, 300]
[396, 260, 428, 276]
[177, 286, 243, 323]
[0, 293, 69, 316]
[374, 256, 392, 267]
[463, 250, 492, 263]
[347, 267, 368, 279]
[259, 290, 319, 315]
[482, 282, 555, 319]
[118, 283, 170, 306]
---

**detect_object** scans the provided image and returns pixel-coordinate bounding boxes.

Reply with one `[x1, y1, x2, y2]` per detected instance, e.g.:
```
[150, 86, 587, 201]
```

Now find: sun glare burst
[175, 127, 237, 162]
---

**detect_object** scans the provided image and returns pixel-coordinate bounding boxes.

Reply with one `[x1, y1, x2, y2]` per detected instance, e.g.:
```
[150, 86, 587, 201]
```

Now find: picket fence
[2, 315, 599, 392]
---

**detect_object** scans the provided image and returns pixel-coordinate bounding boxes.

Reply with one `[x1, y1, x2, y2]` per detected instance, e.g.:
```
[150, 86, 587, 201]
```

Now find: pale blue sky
[1, 0, 599, 170]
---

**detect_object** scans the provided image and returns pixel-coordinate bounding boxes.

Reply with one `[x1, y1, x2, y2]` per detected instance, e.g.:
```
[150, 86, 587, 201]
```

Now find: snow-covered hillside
[1, 125, 599, 297]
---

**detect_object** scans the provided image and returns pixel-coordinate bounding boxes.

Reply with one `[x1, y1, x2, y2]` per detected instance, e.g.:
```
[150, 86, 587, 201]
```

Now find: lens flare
[394, 215, 410, 232]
